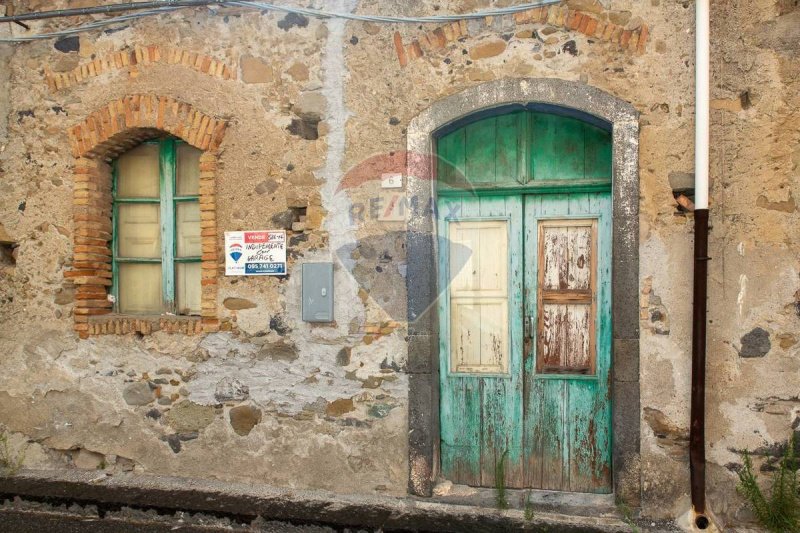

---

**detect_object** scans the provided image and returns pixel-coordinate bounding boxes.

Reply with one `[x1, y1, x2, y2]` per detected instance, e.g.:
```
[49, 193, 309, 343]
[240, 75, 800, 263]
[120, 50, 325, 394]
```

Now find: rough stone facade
[0, 0, 797, 530]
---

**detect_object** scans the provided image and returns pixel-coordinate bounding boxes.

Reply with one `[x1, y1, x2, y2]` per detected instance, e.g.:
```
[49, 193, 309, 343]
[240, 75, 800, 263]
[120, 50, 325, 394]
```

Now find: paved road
[0, 508, 341, 533]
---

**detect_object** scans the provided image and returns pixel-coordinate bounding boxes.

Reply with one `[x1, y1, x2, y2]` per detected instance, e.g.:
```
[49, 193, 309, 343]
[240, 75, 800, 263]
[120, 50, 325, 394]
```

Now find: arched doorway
[435, 108, 612, 492]
[405, 79, 640, 502]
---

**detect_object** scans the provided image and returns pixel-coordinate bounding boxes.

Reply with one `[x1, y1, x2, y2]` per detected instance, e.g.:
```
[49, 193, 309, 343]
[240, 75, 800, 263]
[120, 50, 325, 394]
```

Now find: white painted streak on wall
[737, 274, 747, 319]
[305, 0, 363, 342]
[320, 0, 358, 259]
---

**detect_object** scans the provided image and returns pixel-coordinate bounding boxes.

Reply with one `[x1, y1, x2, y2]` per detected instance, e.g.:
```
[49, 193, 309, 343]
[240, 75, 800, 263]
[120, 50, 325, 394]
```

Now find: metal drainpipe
[690, 0, 710, 529]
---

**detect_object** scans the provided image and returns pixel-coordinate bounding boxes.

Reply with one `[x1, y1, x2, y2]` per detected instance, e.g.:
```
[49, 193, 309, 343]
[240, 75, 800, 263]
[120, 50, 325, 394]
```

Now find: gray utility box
[301, 262, 334, 322]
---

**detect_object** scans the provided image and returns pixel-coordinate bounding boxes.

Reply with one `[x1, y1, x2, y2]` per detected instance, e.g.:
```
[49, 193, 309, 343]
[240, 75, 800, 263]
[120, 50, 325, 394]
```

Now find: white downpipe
[695, 0, 710, 210]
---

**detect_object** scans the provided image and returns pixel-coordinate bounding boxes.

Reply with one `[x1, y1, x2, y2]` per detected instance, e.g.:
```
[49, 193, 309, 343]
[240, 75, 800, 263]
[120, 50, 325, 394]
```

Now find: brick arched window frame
[66, 95, 227, 338]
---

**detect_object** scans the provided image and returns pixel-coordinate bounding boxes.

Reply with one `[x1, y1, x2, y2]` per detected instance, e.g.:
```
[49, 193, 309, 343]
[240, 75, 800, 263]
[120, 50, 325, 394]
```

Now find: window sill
[85, 314, 203, 335]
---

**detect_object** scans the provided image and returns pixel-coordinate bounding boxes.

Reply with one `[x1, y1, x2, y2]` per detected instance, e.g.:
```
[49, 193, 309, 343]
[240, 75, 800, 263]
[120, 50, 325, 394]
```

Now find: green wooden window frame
[111, 138, 201, 315]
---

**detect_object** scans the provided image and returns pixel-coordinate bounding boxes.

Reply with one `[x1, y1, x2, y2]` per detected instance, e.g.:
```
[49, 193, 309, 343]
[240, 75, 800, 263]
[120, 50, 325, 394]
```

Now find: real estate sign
[224, 230, 287, 276]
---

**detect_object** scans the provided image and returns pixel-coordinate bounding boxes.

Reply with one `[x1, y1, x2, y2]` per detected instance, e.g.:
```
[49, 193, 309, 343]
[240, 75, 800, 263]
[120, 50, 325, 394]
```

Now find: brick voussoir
[70, 98, 225, 337]
[393, 5, 651, 67]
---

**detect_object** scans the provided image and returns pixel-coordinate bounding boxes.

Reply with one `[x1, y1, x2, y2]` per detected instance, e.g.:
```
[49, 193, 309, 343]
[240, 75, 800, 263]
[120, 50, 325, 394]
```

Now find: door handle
[524, 316, 533, 338]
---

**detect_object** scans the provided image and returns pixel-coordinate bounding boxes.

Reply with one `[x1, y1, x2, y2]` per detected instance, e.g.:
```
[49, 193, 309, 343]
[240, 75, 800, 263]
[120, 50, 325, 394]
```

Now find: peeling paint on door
[438, 193, 612, 492]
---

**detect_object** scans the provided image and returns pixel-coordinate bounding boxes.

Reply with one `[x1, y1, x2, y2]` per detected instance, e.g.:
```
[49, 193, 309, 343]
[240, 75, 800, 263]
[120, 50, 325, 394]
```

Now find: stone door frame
[405, 78, 641, 503]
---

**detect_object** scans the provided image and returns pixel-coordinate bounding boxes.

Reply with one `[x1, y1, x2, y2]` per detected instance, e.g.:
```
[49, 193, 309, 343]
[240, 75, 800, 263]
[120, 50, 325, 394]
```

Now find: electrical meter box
[301, 262, 334, 322]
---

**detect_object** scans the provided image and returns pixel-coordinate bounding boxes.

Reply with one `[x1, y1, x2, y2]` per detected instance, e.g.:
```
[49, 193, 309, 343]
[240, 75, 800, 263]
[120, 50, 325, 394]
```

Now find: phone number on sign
[245, 263, 286, 274]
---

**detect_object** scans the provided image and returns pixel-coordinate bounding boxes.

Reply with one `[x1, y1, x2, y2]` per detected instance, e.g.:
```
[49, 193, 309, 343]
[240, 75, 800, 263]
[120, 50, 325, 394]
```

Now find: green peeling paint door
[437, 192, 612, 493]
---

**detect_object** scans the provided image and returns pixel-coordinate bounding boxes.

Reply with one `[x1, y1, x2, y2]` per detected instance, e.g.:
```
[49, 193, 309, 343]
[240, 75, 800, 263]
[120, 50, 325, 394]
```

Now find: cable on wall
[0, 0, 562, 43]
[0, 7, 180, 42]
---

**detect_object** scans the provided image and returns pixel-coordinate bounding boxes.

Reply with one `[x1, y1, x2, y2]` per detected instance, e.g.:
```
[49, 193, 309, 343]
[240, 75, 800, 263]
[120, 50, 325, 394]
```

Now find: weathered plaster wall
[0, 0, 797, 528]
[0, 0, 408, 497]
[701, 0, 800, 527]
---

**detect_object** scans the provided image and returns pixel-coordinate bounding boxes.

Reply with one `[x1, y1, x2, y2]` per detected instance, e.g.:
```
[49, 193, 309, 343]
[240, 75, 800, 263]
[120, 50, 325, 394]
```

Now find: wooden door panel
[448, 217, 509, 374]
[540, 303, 592, 373]
[440, 376, 482, 486]
[537, 218, 597, 375]
[438, 195, 524, 488]
[568, 380, 612, 492]
[481, 377, 525, 488]
[450, 298, 507, 372]
[522, 192, 612, 493]
[539, 379, 567, 490]
[439, 192, 610, 493]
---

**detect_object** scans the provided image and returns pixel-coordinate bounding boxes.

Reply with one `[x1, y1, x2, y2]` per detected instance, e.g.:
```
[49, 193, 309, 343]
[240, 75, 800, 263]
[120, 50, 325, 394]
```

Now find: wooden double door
[437, 192, 612, 493]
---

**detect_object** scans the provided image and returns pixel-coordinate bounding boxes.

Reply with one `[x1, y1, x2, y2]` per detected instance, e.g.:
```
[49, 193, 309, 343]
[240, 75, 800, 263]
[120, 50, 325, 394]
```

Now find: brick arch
[47, 45, 235, 92]
[67, 95, 227, 338]
[392, 5, 649, 67]
[68, 94, 227, 159]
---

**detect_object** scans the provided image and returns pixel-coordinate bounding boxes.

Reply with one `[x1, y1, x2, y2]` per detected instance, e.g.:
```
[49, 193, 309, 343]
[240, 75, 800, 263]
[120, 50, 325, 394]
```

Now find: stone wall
[0, 0, 797, 528]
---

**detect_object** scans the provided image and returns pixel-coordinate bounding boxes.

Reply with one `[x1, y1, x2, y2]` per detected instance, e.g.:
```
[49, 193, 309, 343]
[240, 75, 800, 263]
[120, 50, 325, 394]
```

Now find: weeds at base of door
[617, 502, 640, 533]
[494, 449, 510, 510]
[523, 490, 535, 521]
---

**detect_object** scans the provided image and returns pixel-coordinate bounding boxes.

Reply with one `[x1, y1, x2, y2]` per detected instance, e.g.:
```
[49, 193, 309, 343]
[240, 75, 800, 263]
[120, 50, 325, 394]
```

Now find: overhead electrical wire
[225, 1, 560, 23]
[1, 0, 223, 23]
[0, 7, 181, 42]
[0, 0, 561, 43]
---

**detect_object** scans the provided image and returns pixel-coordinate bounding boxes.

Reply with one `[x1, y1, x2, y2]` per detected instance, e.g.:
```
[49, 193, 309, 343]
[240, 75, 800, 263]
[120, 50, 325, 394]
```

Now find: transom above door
[436, 108, 611, 194]
[435, 109, 613, 493]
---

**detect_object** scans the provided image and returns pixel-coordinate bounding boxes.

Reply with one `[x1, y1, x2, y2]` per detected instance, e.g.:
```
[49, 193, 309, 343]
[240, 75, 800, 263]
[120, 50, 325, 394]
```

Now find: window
[112, 138, 202, 315]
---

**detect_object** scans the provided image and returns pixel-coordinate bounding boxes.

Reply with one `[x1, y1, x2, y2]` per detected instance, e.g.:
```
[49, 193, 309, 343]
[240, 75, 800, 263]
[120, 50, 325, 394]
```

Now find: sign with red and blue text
[224, 230, 287, 276]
